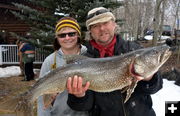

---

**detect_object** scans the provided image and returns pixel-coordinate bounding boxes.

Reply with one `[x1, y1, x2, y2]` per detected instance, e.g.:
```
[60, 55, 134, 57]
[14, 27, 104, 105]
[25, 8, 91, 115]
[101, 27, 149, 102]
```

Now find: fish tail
[0, 92, 34, 116]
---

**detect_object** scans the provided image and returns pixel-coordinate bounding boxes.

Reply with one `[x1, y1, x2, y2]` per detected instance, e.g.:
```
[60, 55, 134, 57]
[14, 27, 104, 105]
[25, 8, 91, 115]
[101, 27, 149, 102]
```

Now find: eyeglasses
[86, 9, 109, 20]
[57, 32, 77, 38]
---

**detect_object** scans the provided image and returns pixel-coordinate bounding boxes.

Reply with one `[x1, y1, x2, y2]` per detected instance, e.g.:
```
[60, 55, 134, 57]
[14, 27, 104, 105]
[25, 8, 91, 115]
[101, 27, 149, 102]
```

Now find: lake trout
[0, 45, 172, 116]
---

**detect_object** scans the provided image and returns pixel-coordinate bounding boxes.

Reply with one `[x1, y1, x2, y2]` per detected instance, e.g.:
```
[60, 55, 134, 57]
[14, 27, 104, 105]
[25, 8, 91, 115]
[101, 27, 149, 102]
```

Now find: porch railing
[0, 44, 50, 65]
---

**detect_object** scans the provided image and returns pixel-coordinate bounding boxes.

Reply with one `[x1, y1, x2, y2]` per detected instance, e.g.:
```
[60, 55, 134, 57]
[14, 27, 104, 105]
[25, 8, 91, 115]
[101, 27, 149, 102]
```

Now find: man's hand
[67, 75, 90, 97]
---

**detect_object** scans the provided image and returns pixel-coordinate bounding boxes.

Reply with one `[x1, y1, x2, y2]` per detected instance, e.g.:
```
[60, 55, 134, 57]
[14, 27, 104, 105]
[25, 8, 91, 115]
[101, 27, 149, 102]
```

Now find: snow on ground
[0, 66, 40, 78]
[0, 66, 21, 78]
[0, 66, 180, 116]
[152, 79, 180, 116]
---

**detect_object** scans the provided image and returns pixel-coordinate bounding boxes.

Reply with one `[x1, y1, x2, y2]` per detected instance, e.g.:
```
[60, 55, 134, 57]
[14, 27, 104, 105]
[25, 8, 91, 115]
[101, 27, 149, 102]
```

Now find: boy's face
[56, 27, 79, 50]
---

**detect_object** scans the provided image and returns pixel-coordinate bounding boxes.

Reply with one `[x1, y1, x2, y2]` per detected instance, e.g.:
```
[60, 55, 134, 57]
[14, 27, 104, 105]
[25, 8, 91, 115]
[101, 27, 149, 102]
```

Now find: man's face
[90, 20, 116, 46]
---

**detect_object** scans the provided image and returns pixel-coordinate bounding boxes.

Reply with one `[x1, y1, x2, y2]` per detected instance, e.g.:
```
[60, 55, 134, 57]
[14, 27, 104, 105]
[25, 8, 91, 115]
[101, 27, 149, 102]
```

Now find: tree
[158, 0, 166, 40]
[11, 0, 123, 50]
[122, 0, 154, 40]
[152, 0, 164, 46]
[166, 0, 180, 30]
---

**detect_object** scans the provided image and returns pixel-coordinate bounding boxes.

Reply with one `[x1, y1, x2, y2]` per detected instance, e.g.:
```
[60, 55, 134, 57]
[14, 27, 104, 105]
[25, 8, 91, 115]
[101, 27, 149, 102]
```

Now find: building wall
[0, 1, 30, 44]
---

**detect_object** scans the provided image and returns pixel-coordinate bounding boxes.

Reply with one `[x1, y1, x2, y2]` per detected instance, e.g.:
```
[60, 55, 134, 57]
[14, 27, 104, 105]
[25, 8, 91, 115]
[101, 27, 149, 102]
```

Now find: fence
[0, 44, 50, 65]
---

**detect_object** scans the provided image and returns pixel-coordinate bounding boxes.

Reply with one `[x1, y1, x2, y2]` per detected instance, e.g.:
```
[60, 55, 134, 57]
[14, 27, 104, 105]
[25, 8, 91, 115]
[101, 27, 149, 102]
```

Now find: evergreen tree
[11, 0, 123, 50]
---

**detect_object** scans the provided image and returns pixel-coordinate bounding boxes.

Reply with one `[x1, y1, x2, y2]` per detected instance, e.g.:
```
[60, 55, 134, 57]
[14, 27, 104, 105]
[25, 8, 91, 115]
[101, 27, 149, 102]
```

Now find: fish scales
[0, 45, 172, 116]
[31, 55, 134, 101]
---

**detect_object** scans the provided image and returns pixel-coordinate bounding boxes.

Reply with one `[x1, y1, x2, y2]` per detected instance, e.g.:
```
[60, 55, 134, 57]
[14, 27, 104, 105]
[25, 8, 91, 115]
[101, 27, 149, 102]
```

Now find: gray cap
[86, 7, 116, 30]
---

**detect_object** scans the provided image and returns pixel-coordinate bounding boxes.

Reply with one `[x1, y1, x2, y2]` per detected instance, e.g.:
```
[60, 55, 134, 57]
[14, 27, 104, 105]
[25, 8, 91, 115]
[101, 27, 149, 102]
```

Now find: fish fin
[0, 93, 34, 116]
[124, 79, 138, 103]
[63, 55, 89, 64]
[43, 94, 54, 109]
[129, 58, 144, 81]
[121, 86, 129, 93]
[16, 110, 34, 116]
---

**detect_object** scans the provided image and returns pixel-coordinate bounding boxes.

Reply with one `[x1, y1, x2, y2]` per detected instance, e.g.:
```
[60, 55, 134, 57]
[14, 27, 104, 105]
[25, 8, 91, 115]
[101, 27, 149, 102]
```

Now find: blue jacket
[20, 43, 35, 63]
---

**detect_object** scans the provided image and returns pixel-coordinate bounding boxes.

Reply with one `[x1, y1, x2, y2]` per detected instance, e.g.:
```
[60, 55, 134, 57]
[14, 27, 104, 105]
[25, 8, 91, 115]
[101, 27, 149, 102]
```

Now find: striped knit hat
[55, 17, 81, 36]
[86, 7, 115, 30]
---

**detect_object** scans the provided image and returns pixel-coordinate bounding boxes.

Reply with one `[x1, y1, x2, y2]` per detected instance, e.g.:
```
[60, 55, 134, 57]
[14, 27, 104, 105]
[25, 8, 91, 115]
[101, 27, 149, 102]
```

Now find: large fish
[0, 45, 172, 116]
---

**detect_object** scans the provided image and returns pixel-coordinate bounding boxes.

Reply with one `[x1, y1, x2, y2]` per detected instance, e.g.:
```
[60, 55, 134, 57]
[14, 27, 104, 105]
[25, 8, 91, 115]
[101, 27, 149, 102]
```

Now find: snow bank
[0, 66, 21, 78]
[152, 79, 180, 116]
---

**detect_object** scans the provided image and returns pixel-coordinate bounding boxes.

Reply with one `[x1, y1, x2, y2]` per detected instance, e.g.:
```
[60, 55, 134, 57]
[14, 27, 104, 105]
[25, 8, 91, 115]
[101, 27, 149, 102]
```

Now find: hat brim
[88, 17, 112, 27]
[86, 12, 115, 30]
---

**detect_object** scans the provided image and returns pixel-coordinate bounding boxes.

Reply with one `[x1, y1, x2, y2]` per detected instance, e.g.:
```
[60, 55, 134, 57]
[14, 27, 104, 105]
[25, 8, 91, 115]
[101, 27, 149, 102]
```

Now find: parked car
[144, 25, 172, 41]
[144, 35, 171, 41]
[175, 29, 180, 38]
[162, 25, 172, 36]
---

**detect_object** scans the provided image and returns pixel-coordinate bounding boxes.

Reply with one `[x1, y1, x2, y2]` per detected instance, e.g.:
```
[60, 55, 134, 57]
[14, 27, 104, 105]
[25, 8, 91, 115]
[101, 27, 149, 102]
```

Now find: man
[19, 38, 35, 81]
[66, 7, 163, 116]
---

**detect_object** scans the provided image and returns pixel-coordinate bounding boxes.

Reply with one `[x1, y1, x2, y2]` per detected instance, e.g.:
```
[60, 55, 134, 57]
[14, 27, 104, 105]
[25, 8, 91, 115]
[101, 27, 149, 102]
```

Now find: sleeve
[127, 41, 143, 51]
[67, 90, 94, 111]
[39, 56, 52, 78]
[37, 57, 52, 116]
[37, 96, 51, 116]
[134, 71, 163, 95]
[19, 43, 26, 52]
[120, 39, 143, 53]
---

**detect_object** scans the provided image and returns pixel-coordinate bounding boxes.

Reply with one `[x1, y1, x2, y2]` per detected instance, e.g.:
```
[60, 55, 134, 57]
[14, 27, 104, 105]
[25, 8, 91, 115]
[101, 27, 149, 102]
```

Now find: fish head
[132, 45, 172, 80]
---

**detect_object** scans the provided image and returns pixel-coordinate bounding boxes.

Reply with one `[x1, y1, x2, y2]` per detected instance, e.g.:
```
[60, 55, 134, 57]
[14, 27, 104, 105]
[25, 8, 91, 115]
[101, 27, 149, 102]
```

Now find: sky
[0, 66, 180, 116]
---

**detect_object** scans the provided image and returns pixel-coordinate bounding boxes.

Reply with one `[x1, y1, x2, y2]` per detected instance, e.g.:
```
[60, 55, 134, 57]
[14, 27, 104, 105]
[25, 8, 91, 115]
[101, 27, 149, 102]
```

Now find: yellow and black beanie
[55, 17, 81, 36]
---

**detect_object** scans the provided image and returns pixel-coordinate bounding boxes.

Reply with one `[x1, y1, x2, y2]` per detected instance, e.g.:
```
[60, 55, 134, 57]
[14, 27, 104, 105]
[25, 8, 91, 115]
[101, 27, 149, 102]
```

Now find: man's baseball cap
[86, 7, 116, 30]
